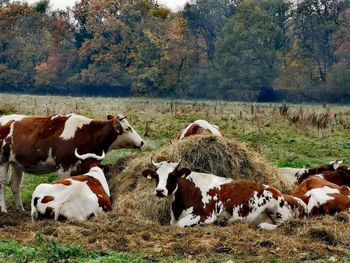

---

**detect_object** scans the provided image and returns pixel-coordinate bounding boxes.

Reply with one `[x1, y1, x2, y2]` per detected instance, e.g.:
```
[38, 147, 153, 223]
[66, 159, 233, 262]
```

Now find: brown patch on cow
[53, 179, 72, 186]
[184, 124, 201, 138]
[297, 164, 340, 184]
[41, 195, 55, 203]
[76, 159, 103, 174]
[321, 170, 350, 186]
[264, 185, 282, 200]
[71, 176, 112, 212]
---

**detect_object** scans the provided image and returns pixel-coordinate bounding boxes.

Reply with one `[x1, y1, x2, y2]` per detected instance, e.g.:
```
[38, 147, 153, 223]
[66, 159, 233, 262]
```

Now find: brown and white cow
[142, 160, 306, 230]
[295, 160, 344, 184]
[293, 176, 350, 216]
[177, 120, 225, 140]
[31, 150, 111, 221]
[0, 113, 143, 212]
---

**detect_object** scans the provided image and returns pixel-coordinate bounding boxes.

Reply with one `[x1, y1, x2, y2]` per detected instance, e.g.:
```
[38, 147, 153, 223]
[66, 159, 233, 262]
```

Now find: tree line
[0, 0, 350, 102]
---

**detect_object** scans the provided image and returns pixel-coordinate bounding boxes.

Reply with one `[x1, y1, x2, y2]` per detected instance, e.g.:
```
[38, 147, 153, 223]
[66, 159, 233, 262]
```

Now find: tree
[215, 0, 288, 100]
[324, 8, 350, 102]
[293, 0, 346, 82]
[183, 0, 234, 60]
[0, 2, 51, 91]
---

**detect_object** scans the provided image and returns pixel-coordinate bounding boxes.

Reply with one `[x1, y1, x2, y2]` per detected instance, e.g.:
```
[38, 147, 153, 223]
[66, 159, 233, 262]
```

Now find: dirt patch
[1, 212, 350, 261]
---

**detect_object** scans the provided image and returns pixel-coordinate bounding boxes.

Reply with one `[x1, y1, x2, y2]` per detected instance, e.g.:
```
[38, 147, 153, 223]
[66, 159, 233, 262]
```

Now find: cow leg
[0, 163, 9, 212]
[10, 163, 24, 211]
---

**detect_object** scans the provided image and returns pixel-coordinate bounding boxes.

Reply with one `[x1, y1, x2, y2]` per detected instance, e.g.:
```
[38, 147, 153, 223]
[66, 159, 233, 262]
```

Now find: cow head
[142, 160, 191, 198]
[75, 149, 108, 174]
[295, 169, 308, 185]
[329, 160, 343, 170]
[108, 114, 144, 150]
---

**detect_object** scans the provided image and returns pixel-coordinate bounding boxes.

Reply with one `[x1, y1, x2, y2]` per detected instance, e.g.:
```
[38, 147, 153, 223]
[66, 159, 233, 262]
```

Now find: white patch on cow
[329, 160, 343, 170]
[314, 174, 324, 179]
[59, 114, 92, 140]
[305, 186, 339, 214]
[258, 223, 277, 230]
[188, 172, 232, 205]
[51, 115, 63, 120]
[0, 114, 25, 125]
[179, 120, 223, 140]
[175, 207, 201, 227]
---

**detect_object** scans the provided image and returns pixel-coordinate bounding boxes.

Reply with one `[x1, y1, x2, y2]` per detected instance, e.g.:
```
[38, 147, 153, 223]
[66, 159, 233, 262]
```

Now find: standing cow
[0, 113, 143, 212]
[31, 150, 111, 221]
[142, 160, 306, 230]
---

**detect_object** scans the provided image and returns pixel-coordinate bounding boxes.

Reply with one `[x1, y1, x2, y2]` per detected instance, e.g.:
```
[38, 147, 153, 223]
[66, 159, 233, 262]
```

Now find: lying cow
[31, 150, 111, 221]
[142, 160, 306, 230]
[0, 113, 143, 212]
[293, 176, 350, 216]
[308, 168, 350, 186]
[178, 120, 225, 140]
[295, 160, 344, 184]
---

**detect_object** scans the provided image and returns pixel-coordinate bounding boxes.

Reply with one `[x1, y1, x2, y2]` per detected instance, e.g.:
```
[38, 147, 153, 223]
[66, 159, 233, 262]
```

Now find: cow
[177, 120, 225, 140]
[293, 176, 350, 216]
[0, 113, 143, 212]
[142, 160, 306, 230]
[295, 160, 344, 184]
[306, 168, 350, 186]
[31, 150, 111, 221]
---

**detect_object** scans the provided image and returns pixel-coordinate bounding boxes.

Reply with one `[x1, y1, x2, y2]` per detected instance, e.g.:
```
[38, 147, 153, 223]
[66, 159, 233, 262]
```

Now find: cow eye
[125, 127, 132, 132]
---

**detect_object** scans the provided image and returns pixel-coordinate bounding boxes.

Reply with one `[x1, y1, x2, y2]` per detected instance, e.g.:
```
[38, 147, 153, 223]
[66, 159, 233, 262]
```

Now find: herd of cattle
[0, 114, 350, 230]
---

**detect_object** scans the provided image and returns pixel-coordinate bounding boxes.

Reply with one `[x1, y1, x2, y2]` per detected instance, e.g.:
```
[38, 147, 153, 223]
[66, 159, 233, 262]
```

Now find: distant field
[1, 94, 350, 261]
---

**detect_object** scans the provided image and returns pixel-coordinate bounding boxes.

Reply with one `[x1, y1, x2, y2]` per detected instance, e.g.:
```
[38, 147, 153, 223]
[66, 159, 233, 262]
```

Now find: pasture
[1, 94, 350, 262]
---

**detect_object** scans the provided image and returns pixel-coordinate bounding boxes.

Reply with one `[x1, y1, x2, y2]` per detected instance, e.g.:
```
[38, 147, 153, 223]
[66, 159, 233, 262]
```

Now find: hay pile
[108, 135, 293, 225]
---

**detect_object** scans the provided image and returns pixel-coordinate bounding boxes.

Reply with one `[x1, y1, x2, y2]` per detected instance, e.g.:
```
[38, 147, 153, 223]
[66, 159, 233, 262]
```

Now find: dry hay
[2, 209, 350, 261]
[108, 135, 293, 225]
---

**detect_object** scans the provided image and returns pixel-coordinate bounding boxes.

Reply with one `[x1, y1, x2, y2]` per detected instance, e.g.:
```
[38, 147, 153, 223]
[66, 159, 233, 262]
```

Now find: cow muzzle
[134, 141, 144, 149]
[155, 189, 166, 198]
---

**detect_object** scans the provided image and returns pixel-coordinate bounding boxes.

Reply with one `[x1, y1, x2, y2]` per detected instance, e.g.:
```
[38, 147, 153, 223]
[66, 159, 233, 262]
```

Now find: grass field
[1, 94, 350, 262]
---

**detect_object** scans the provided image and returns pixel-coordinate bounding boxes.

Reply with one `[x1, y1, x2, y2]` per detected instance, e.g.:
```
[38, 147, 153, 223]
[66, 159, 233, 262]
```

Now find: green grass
[0, 240, 149, 263]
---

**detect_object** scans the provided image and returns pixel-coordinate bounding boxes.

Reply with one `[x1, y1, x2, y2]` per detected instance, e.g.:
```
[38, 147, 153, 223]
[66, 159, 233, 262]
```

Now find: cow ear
[112, 119, 123, 134]
[142, 169, 156, 180]
[107, 114, 115, 120]
[176, 168, 191, 179]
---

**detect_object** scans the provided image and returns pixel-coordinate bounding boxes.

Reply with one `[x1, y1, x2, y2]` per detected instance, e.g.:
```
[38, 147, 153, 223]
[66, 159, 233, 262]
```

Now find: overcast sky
[24, 0, 189, 11]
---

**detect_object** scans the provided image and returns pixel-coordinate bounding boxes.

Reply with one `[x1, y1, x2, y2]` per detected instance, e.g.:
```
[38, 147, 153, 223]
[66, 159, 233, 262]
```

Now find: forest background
[1, 0, 350, 102]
